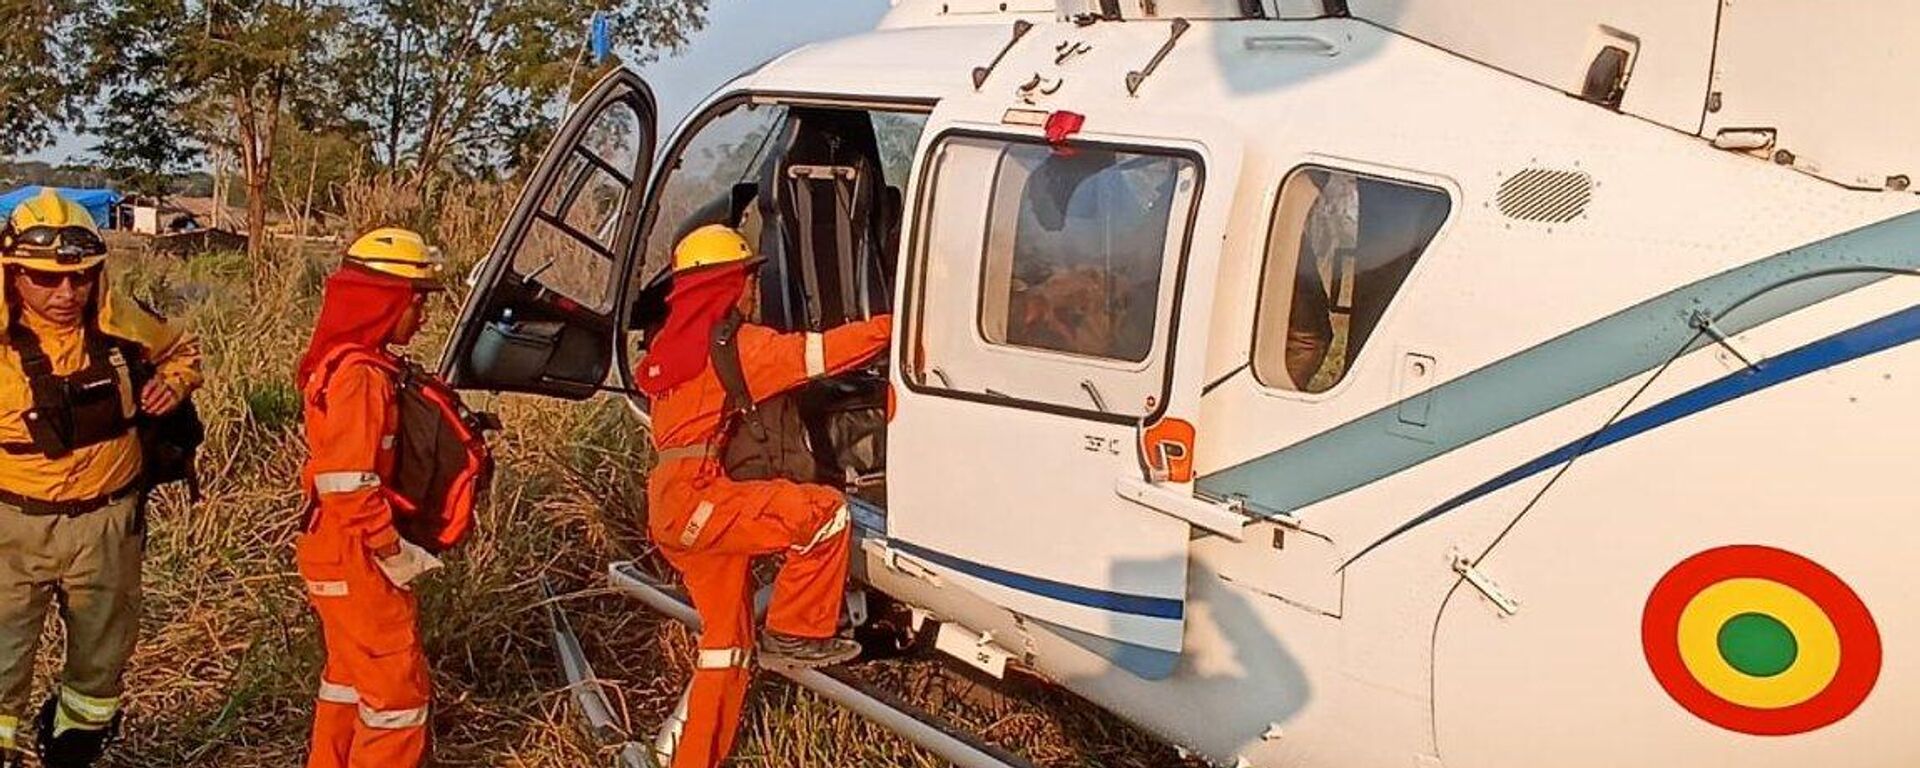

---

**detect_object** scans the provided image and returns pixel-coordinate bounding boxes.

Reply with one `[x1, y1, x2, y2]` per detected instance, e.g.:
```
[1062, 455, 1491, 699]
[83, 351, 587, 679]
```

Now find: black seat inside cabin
[752, 107, 895, 334]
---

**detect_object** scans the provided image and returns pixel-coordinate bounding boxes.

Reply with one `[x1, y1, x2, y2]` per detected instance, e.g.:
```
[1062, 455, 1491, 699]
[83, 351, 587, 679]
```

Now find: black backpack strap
[8, 322, 53, 380]
[709, 310, 752, 420]
[7, 321, 69, 457]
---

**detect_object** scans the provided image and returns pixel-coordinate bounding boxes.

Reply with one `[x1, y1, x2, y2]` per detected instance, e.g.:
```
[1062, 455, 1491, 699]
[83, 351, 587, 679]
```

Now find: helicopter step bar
[542, 577, 654, 767]
[599, 560, 1036, 768]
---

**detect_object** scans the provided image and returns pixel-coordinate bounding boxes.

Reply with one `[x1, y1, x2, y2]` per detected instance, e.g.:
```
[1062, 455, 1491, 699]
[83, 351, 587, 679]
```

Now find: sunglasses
[19, 268, 99, 290]
[6, 226, 107, 264]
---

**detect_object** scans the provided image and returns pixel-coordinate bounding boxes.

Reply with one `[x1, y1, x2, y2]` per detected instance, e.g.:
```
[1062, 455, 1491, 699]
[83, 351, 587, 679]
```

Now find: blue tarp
[0, 186, 123, 230]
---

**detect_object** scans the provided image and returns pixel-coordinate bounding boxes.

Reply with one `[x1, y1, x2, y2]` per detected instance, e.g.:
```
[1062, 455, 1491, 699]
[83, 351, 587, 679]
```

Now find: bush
[243, 380, 301, 431]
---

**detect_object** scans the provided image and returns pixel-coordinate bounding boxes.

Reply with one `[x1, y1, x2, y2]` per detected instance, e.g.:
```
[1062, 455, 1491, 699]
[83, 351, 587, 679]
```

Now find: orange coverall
[648, 315, 891, 768]
[296, 349, 432, 768]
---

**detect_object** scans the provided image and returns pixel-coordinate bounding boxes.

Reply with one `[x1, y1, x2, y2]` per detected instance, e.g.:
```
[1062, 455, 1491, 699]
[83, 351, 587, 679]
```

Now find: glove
[375, 539, 443, 590]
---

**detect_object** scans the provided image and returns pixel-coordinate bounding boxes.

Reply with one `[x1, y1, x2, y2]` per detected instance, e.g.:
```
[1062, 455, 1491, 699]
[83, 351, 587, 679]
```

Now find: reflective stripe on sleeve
[695, 647, 751, 670]
[805, 332, 826, 378]
[679, 501, 716, 548]
[791, 504, 849, 555]
[306, 580, 349, 597]
[316, 680, 359, 705]
[358, 702, 429, 730]
[314, 471, 381, 494]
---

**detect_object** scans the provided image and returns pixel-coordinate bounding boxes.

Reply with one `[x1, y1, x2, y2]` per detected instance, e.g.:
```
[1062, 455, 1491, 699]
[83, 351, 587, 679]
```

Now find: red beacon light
[1044, 110, 1085, 146]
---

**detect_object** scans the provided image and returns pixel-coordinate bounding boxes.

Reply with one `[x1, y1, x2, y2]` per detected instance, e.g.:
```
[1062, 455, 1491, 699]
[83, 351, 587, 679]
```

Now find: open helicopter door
[440, 69, 656, 396]
[891, 128, 1240, 680]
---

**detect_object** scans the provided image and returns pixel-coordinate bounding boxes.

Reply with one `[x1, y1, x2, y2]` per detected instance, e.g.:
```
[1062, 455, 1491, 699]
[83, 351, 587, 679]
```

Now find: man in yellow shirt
[0, 190, 202, 768]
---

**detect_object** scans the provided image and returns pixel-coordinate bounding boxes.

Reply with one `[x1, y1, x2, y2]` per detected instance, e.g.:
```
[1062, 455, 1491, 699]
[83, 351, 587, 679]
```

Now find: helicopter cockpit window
[979, 144, 1185, 363]
[629, 100, 930, 332]
[1253, 166, 1450, 393]
[640, 101, 791, 281]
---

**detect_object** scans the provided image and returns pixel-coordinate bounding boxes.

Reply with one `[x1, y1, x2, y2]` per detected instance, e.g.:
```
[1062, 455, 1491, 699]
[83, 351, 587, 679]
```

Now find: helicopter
[439, 1, 1920, 765]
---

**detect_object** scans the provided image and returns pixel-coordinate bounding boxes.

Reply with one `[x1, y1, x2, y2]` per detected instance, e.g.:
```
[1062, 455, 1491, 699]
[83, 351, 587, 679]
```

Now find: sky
[24, 0, 892, 164]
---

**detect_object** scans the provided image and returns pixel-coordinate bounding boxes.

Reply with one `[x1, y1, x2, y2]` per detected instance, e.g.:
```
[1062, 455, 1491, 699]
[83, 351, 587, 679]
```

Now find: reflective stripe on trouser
[317, 680, 359, 705]
[0, 714, 16, 751]
[300, 532, 430, 768]
[52, 685, 119, 736]
[791, 505, 849, 555]
[655, 477, 852, 768]
[313, 676, 425, 733]
[0, 494, 143, 730]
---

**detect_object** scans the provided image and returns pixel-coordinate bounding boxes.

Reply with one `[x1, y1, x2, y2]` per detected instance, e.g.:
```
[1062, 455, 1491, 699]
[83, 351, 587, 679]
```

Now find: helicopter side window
[908, 135, 1200, 419]
[979, 143, 1182, 363]
[1252, 166, 1450, 393]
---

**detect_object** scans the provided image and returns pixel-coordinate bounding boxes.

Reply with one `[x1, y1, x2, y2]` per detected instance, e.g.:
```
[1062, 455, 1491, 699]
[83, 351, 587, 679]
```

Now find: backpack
[708, 313, 821, 483]
[309, 346, 497, 553]
[136, 388, 204, 498]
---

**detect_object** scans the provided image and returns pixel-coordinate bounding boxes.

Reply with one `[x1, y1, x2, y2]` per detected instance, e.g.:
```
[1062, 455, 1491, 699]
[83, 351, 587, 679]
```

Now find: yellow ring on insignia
[1674, 578, 1840, 709]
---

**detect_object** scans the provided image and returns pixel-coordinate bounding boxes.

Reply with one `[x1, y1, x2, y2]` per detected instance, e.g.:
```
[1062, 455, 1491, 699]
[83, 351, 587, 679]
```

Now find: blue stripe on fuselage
[887, 540, 1186, 620]
[1197, 210, 1920, 519]
[1347, 301, 1920, 563]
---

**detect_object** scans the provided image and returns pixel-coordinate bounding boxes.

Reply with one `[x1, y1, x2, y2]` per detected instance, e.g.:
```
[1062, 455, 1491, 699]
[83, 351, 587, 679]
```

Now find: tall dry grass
[71, 182, 1194, 767]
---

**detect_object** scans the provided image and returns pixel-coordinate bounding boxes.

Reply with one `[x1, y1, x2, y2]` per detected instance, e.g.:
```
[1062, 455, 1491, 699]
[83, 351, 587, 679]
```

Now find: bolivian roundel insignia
[1642, 545, 1880, 735]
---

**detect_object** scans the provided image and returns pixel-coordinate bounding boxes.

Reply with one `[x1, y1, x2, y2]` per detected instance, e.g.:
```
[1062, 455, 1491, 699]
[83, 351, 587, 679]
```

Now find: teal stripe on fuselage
[1197, 209, 1920, 518]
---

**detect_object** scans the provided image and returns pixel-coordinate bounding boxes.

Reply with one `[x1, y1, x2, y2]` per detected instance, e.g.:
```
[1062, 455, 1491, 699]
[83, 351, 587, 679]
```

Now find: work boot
[757, 630, 861, 669]
[33, 696, 121, 768]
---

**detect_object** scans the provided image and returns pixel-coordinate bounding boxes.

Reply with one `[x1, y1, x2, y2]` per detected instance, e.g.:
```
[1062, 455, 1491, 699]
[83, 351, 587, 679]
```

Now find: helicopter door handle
[1242, 34, 1340, 56]
[1114, 475, 1249, 541]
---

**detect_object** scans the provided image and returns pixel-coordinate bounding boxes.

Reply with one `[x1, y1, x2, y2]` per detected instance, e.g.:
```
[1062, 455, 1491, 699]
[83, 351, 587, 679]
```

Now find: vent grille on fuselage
[1496, 168, 1593, 223]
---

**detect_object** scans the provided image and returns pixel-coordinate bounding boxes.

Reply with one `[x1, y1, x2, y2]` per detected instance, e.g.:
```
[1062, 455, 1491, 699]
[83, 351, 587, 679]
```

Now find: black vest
[3, 322, 139, 459]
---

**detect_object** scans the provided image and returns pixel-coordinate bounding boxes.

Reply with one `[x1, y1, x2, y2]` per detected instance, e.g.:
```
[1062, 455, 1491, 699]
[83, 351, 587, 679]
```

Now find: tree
[86, 0, 342, 254]
[83, 4, 201, 197]
[0, 0, 86, 156]
[330, 0, 708, 189]
[270, 118, 373, 233]
[91, 86, 199, 197]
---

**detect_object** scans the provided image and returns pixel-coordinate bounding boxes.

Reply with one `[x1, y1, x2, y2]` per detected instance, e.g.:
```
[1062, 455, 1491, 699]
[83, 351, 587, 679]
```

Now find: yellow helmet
[1, 189, 108, 272]
[345, 227, 444, 290]
[671, 224, 760, 274]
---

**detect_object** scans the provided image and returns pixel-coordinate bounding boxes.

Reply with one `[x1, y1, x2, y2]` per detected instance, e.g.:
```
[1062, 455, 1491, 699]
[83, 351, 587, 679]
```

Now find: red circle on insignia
[1642, 545, 1880, 735]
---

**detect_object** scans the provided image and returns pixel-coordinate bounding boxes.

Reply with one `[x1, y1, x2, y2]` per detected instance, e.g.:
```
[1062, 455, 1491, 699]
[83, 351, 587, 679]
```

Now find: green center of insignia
[1718, 612, 1798, 678]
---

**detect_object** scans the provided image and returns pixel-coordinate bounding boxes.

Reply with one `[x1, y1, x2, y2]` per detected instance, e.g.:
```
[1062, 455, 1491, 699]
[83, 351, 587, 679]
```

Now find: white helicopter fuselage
[850, 4, 1920, 767]
[448, 2, 1920, 766]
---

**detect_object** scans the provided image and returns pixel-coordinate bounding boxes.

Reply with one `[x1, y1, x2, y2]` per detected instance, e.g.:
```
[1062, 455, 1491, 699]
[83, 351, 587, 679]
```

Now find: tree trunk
[245, 174, 269, 257]
[234, 91, 264, 257]
[233, 83, 281, 258]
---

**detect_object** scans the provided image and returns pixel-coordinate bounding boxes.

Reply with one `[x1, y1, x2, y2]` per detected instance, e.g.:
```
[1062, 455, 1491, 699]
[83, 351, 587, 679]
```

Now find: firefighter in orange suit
[637, 225, 891, 768]
[293, 228, 445, 768]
